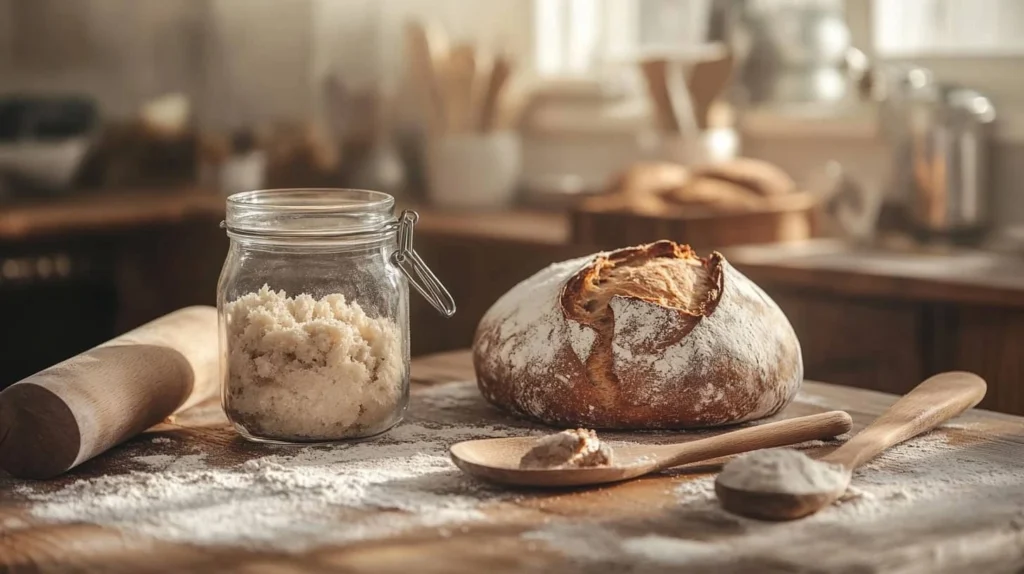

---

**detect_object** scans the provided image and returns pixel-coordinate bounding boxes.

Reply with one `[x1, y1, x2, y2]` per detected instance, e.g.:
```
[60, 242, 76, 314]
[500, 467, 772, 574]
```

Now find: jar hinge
[391, 210, 457, 317]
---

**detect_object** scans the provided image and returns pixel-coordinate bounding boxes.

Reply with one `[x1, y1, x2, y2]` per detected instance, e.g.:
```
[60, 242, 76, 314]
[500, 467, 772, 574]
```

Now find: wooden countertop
[0, 188, 226, 241]
[399, 205, 568, 246]
[0, 189, 568, 245]
[723, 239, 1024, 308]
[4, 350, 1024, 572]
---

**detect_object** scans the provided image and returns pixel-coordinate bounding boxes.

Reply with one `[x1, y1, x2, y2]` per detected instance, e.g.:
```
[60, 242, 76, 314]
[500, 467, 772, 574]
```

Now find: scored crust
[472, 240, 802, 429]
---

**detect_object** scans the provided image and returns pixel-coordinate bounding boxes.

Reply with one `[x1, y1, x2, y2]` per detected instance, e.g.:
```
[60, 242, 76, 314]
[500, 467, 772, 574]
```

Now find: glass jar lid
[222, 188, 456, 317]
[225, 188, 396, 238]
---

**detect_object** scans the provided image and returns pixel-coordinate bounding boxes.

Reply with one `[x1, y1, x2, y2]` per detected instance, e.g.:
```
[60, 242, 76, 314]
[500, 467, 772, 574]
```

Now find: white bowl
[0, 137, 92, 191]
[425, 131, 521, 209]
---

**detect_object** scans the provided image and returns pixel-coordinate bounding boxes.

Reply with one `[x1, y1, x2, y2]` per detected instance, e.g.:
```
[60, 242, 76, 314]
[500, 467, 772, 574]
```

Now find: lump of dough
[519, 429, 614, 469]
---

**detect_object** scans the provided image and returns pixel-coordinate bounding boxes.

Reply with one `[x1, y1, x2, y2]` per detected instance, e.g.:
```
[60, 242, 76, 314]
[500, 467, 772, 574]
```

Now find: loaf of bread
[586, 158, 796, 216]
[666, 177, 766, 210]
[610, 162, 690, 197]
[472, 241, 802, 429]
[690, 157, 796, 198]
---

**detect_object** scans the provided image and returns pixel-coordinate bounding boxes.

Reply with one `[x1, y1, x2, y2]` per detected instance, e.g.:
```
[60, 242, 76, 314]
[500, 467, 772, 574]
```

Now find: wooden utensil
[477, 53, 512, 132]
[450, 410, 852, 488]
[664, 58, 699, 136]
[687, 51, 734, 130]
[715, 372, 987, 521]
[404, 21, 447, 134]
[443, 44, 478, 133]
[0, 306, 220, 479]
[640, 58, 680, 134]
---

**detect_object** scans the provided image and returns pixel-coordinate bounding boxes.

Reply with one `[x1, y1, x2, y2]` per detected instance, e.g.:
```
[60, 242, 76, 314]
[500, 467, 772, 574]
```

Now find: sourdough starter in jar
[223, 286, 405, 441]
[218, 189, 453, 444]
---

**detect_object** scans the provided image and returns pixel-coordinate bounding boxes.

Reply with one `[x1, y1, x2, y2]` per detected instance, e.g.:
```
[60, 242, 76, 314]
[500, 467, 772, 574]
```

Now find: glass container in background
[727, 0, 855, 107]
[217, 189, 455, 443]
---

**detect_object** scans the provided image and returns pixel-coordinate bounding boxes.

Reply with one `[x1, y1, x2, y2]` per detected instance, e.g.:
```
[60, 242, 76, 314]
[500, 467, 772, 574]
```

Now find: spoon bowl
[450, 410, 853, 488]
[714, 472, 851, 521]
[450, 437, 661, 487]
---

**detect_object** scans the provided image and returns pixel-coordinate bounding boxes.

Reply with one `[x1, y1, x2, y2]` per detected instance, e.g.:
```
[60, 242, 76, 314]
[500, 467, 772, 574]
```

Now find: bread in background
[586, 157, 799, 215]
[691, 157, 796, 198]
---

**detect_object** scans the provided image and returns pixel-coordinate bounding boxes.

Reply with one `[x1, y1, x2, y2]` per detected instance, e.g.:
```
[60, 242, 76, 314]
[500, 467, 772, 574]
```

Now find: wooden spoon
[477, 53, 512, 132]
[715, 372, 987, 521]
[687, 50, 734, 130]
[403, 21, 447, 134]
[442, 44, 478, 133]
[639, 58, 680, 134]
[450, 410, 852, 488]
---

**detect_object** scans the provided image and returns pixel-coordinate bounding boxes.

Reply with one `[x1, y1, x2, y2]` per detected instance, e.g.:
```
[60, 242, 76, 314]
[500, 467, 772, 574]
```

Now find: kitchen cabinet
[766, 290, 926, 395]
[728, 241, 1024, 416]
[752, 289, 1024, 416]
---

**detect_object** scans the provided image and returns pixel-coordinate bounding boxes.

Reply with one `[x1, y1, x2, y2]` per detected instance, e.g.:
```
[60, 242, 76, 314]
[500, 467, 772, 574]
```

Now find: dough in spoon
[519, 429, 614, 469]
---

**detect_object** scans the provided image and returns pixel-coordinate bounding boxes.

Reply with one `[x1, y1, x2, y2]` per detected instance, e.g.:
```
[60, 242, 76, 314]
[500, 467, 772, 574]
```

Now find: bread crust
[472, 241, 803, 429]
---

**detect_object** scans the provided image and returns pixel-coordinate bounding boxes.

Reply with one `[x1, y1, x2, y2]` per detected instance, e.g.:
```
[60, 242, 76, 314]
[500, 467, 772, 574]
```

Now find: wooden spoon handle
[640, 59, 680, 134]
[822, 371, 987, 470]
[653, 411, 853, 471]
[478, 55, 512, 132]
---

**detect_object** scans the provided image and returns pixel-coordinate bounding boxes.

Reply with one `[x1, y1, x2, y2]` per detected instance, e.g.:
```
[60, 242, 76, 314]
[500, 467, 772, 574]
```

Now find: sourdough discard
[224, 286, 405, 441]
[519, 429, 614, 469]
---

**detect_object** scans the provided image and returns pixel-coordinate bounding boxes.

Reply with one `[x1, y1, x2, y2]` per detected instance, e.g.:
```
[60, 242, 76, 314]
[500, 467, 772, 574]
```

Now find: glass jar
[217, 189, 455, 444]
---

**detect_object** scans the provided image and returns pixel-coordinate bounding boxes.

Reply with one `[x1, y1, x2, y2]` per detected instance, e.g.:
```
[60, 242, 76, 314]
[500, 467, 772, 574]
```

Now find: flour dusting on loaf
[473, 241, 802, 429]
[473, 256, 598, 418]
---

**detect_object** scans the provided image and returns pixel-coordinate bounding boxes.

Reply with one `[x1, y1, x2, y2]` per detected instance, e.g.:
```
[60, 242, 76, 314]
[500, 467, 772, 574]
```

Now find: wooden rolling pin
[0, 306, 219, 479]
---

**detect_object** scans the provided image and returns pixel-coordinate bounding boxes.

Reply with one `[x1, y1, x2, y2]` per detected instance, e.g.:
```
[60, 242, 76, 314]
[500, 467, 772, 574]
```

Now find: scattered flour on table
[620, 535, 723, 565]
[794, 390, 835, 408]
[1, 517, 27, 530]
[418, 382, 485, 410]
[133, 453, 208, 472]
[523, 432, 1024, 569]
[16, 421, 539, 552]
[150, 437, 173, 445]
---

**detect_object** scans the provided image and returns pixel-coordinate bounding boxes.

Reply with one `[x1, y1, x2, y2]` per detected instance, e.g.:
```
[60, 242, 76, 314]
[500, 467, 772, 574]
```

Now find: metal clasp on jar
[392, 210, 457, 317]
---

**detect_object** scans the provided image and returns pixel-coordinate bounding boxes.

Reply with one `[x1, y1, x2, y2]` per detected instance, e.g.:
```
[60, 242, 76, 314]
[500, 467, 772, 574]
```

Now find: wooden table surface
[4, 352, 1024, 573]
[0, 188, 568, 245]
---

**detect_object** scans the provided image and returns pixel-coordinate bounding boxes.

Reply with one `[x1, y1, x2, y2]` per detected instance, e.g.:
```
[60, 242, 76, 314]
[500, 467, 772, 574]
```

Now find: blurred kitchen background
[3, 0, 1024, 414]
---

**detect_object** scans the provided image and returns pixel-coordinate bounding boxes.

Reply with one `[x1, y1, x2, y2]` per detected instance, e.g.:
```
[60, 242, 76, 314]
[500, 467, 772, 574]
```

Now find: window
[871, 0, 1024, 57]
[854, 0, 1024, 106]
[533, 0, 714, 78]
[533, 0, 1024, 102]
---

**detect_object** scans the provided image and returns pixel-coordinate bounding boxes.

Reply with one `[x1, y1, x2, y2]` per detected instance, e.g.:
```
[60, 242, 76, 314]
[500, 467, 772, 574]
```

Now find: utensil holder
[426, 131, 521, 209]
